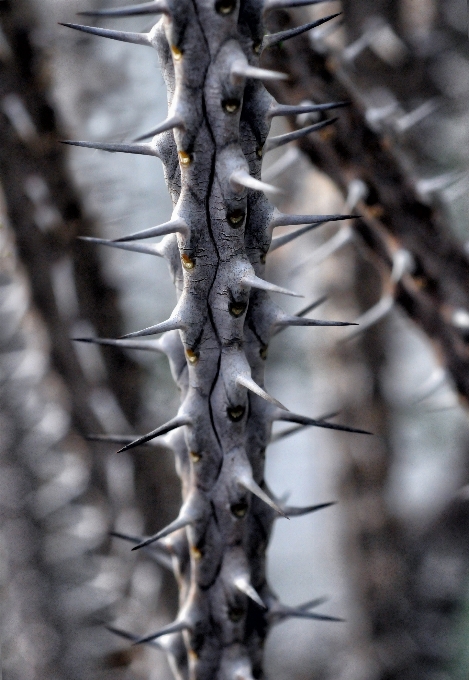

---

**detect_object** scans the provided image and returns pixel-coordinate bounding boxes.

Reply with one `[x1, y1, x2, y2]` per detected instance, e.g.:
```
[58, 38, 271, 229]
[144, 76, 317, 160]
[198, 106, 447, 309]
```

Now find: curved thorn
[78, 1, 169, 18]
[241, 274, 302, 298]
[113, 217, 189, 242]
[291, 225, 354, 273]
[264, 117, 338, 154]
[341, 295, 394, 342]
[239, 476, 288, 518]
[236, 374, 288, 411]
[277, 411, 372, 436]
[133, 620, 190, 646]
[78, 235, 164, 257]
[268, 101, 350, 119]
[261, 147, 301, 183]
[132, 516, 193, 551]
[230, 169, 282, 196]
[59, 23, 150, 45]
[412, 367, 447, 404]
[133, 115, 183, 142]
[282, 501, 336, 517]
[117, 415, 191, 453]
[263, 14, 342, 49]
[269, 211, 358, 229]
[231, 60, 288, 83]
[120, 317, 184, 339]
[234, 577, 266, 609]
[264, 0, 333, 12]
[269, 221, 327, 252]
[73, 336, 165, 353]
[60, 140, 157, 156]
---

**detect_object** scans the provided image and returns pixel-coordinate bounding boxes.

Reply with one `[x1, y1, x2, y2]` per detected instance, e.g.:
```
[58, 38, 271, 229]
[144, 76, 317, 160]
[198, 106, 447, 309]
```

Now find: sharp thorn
[269, 599, 343, 622]
[275, 314, 356, 328]
[236, 374, 288, 411]
[110, 529, 171, 552]
[78, 235, 163, 257]
[270, 411, 340, 441]
[58, 22, 151, 45]
[113, 217, 189, 242]
[270, 424, 306, 443]
[110, 532, 173, 569]
[296, 296, 328, 317]
[78, 0, 169, 18]
[131, 516, 193, 551]
[234, 577, 266, 609]
[117, 415, 191, 453]
[120, 317, 184, 339]
[296, 596, 329, 612]
[282, 501, 336, 517]
[73, 336, 165, 353]
[269, 221, 327, 252]
[231, 169, 282, 196]
[241, 273, 302, 298]
[264, 117, 338, 154]
[270, 211, 358, 228]
[105, 625, 163, 648]
[132, 115, 183, 142]
[86, 434, 152, 446]
[60, 139, 157, 156]
[282, 609, 344, 623]
[239, 476, 288, 518]
[133, 621, 190, 646]
[110, 530, 145, 544]
[263, 14, 342, 49]
[277, 411, 372, 436]
[269, 596, 328, 620]
[105, 625, 138, 643]
[268, 101, 350, 119]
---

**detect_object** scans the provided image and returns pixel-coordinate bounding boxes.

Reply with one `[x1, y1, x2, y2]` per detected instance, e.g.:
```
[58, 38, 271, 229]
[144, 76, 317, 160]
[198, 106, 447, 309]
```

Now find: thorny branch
[263, 8, 469, 403]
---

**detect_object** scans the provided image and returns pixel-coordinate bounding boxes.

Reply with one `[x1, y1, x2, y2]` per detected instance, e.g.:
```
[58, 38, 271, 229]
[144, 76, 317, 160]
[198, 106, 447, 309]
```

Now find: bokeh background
[1, 1, 469, 678]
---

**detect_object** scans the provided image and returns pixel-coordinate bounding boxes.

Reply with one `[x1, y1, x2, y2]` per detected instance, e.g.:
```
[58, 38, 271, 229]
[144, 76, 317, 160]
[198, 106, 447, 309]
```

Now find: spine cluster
[63, 1, 367, 677]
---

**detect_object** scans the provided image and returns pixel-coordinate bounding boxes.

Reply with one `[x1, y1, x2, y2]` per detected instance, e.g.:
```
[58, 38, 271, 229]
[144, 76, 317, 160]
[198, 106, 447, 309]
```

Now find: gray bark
[59, 1, 358, 677]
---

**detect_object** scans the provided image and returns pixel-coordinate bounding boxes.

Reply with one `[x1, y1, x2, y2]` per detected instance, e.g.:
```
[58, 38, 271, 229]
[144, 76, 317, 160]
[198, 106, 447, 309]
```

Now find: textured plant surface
[60, 1, 370, 678]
